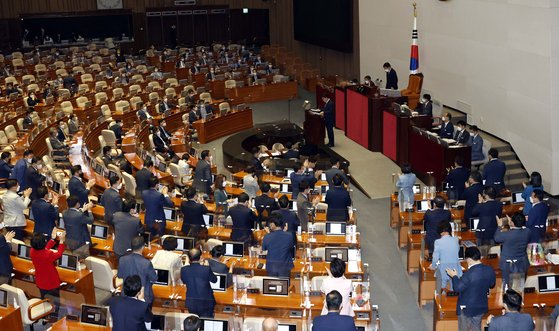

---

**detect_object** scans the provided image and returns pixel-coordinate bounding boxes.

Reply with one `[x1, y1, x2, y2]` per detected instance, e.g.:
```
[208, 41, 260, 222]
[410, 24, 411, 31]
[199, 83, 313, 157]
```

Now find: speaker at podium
[302, 100, 325, 145]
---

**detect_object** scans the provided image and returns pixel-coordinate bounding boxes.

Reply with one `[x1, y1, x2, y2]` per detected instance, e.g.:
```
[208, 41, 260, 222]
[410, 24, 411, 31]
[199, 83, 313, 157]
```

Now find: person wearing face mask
[206, 67, 216, 81]
[526, 189, 549, 244]
[213, 174, 228, 215]
[112, 198, 144, 258]
[31, 186, 59, 237]
[471, 186, 503, 252]
[158, 119, 172, 142]
[67, 114, 79, 135]
[10, 149, 33, 191]
[158, 97, 173, 115]
[438, 112, 454, 139]
[23, 157, 46, 201]
[68, 165, 96, 207]
[110, 119, 124, 144]
[383, 62, 398, 90]
[100, 175, 124, 225]
[229, 192, 258, 244]
[180, 187, 208, 237]
[49, 128, 68, 157]
[152, 126, 169, 154]
[454, 120, 470, 145]
[151, 67, 163, 80]
[26, 91, 38, 107]
[109, 275, 153, 330]
[494, 213, 531, 289]
[0, 152, 13, 181]
[2, 179, 32, 240]
[417, 93, 433, 117]
[470, 125, 484, 162]
[194, 150, 213, 194]
[363, 75, 373, 87]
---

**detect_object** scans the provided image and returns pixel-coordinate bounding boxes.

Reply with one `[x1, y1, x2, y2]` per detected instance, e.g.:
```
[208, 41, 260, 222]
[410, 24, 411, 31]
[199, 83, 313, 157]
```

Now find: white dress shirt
[320, 276, 355, 316]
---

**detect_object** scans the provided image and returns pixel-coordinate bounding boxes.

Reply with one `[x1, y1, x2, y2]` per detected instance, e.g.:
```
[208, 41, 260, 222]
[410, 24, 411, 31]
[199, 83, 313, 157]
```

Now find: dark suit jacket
[57, 127, 66, 142]
[152, 133, 168, 153]
[180, 263, 217, 312]
[62, 76, 77, 89]
[135, 168, 154, 193]
[471, 134, 484, 161]
[454, 129, 471, 145]
[109, 295, 152, 331]
[483, 159, 506, 192]
[385, 69, 398, 90]
[68, 176, 89, 206]
[271, 209, 300, 234]
[188, 110, 199, 123]
[193, 159, 212, 194]
[494, 227, 530, 274]
[31, 199, 58, 235]
[262, 230, 294, 276]
[63, 208, 94, 250]
[9, 159, 27, 188]
[208, 258, 232, 287]
[137, 109, 150, 121]
[472, 200, 503, 241]
[488, 312, 534, 331]
[254, 194, 278, 223]
[290, 171, 317, 199]
[419, 101, 433, 117]
[325, 187, 351, 222]
[250, 156, 264, 172]
[0, 159, 13, 179]
[112, 212, 144, 256]
[0, 235, 13, 278]
[100, 187, 122, 224]
[110, 123, 122, 141]
[321, 100, 335, 127]
[445, 167, 470, 199]
[180, 199, 208, 233]
[461, 183, 484, 224]
[451, 263, 496, 316]
[23, 166, 45, 200]
[440, 121, 454, 139]
[159, 126, 172, 142]
[282, 149, 299, 160]
[229, 204, 257, 243]
[142, 188, 174, 228]
[527, 202, 550, 243]
[118, 253, 157, 304]
[423, 209, 452, 251]
[312, 312, 357, 331]
[325, 167, 349, 187]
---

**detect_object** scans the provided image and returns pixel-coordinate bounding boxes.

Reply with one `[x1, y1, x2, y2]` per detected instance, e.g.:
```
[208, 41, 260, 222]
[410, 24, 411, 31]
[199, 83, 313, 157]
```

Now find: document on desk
[548, 276, 557, 290]
[348, 261, 360, 273]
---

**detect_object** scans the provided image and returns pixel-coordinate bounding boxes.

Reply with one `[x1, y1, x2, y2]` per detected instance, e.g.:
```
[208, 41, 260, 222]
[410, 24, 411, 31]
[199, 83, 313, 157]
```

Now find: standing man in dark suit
[423, 196, 452, 254]
[482, 148, 507, 193]
[32, 186, 59, 236]
[383, 62, 398, 90]
[229, 192, 258, 244]
[0, 231, 15, 285]
[290, 162, 319, 199]
[281, 141, 299, 160]
[325, 157, 349, 187]
[113, 198, 144, 258]
[181, 248, 217, 317]
[438, 112, 454, 139]
[320, 96, 335, 147]
[109, 275, 153, 331]
[325, 174, 352, 222]
[418, 94, 433, 117]
[272, 195, 299, 258]
[180, 187, 208, 237]
[193, 150, 212, 195]
[254, 183, 278, 227]
[9, 149, 33, 190]
[262, 216, 294, 278]
[312, 290, 357, 331]
[472, 186, 503, 251]
[142, 177, 174, 237]
[118, 236, 157, 306]
[461, 171, 484, 226]
[110, 119, 123, 144]
[135, 159, 155, 195]
[100, 176, 123, 225]
[23, 157, 46, 201]
[249, 147, 265, 173]
[470, 126, 484, 162]
[486, 289, 534, 331]
[446, 247, 496, 331]
[68, 165, 96, 207]
[445, 156, 471, 201]
[207, 245, 234, 288]
[526, 189, 549, 243]
[454, 120, 471, 145]
[0, 152, 13, 180]
[63, 196, 94, 259]
[494, 212, 531, 288]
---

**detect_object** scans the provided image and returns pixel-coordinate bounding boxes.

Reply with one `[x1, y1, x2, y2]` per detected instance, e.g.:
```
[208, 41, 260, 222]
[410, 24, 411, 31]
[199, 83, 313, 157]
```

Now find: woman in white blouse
[320, 258, 354, 316]
[151, 236, 186, 286]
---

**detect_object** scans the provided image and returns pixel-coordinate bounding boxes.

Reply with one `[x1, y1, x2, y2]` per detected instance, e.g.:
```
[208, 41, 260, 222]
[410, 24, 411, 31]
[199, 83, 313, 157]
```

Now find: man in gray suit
[494, 212, 531, 288]
[296, 181, 319, 232]
[117, 236, 157, 305]
[194, 150, 212, 195]
[325, 157, 349, 187]
[99, 176, 123, 225]
[486, 289, 534, 330]
[113, 198, 144, 258]
[63, 196, 94, 259]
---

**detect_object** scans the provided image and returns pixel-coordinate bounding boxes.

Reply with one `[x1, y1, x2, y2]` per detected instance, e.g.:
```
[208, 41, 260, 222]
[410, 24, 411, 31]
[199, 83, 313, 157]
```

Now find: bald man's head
[262, 317, 278, 331]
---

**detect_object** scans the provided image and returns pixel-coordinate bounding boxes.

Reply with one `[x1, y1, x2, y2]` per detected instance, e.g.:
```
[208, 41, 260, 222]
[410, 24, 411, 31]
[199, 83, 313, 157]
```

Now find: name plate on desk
[311, 257, 323, 262]
[447, 291, 459, 297]
[247, 288, 260, 294]
[309, 291, 322, 297]
[411, 229, 422, 235]
[524, 287, 536, 293]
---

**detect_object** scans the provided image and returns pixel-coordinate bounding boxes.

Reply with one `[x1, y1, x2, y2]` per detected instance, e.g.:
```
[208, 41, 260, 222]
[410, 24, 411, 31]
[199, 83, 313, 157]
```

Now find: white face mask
[385, 69, 390, 73]
[116, 183, 123, 190]
[421, 99, 426, 104]
[222, 181, 227, 188]
[36, 164, 43, 170]
[16, 185, 20, 192]
[529, 196, 534, 204]
[441, 116, 446, 121]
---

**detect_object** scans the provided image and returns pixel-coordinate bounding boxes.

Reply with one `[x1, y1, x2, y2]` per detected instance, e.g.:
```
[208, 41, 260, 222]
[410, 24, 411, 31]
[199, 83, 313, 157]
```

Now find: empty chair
[75, 96, 89, 108]
[95, 80, 108, 91]
[72, 66, 85, 74]
[4, 125, 20, 142]
[165, 78, 178, 87]
[0, 131, 14, 151]
[147, 81, 161, 90]
[311, 275, 329, 291]
[60, 101, 74, 115]
[16, 118, 24, 131]
[4, 76, 17, 85]
[129, 84, 141, 95]
[136, 65, 148, 74]
[11, 51, 23, 59]
[199, 92, 211, 103]
[12, 58, 24, 68]
[112, 87, 124, 100]
[34, 63, 47, 74]
[183, 84, 195, 92]
[129, 96, 143, 110]
[218, 102, 230, 114]
[89, 63, 101, 72]
[95, 92, 108, 105]
[0, 284, 55, 330]
[100, 104, 112, 120]
[243, 317, 266, 331]
[56, 68, 68, 77]
[149, 92, 159, 105]
[165, 87, 176, 98]
[131, 74, 144, 83]
[224, 79, 236, 89]
[115, 100, 130, 113]
[54, 60, 65, 69]
[77, 83, 89, 95]
[80, 73, 93, 83]
[121, 172, 137, 198]
[21, 74, 35, 83]
[92, 55, 103, 64]
[169, 163, 191, 188]
[101, 129, 119, 149]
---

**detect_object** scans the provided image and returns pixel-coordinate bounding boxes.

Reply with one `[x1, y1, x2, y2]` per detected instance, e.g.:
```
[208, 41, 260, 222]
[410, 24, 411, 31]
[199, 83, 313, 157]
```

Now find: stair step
[505, 162, 522, 170]
[500, 151, 517, 161]
[507, 168, 528, 181]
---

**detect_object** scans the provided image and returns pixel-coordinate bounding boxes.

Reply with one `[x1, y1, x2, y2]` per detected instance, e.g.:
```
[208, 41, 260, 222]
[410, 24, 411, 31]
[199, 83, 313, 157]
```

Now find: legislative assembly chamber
[0, 1, 557, 331]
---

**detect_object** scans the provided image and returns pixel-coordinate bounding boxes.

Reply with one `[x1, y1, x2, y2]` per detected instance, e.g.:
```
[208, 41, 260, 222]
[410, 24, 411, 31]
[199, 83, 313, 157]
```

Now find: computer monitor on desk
[223, 241, 244, 257]
[0, 288, 8, 308]
[80, 304, 109, 326]
[262, 278, 290, 296]
[91, 224, 109, 239]
[148, 315, 166, 331]
[278, 324, 297, 331]
[58, 254, 78, 270]
[200, 319, 229, 331]
[325, 247, 349, 262]
[17, 244, 31, 260]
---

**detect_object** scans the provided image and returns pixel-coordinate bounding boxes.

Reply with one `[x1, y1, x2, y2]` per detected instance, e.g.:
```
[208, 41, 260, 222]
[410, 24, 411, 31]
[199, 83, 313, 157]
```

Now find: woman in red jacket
[30, 228, 66, 315]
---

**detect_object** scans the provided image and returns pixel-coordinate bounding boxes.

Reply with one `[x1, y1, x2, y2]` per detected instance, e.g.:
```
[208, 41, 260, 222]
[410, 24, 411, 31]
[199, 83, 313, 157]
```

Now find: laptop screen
[281, 184, 292, 193]
[18, 244, 31, 260]
[154, 269, 169, 285]
[163, 208, 176, 222]
[0, 289, 7, 307]
[263, 278, 290, 296]
[413, 184, 421, 194]
[538, 275, 559, 292]
[59, 254, 78, 270]
[278, 325, 297, 331]
[80, 305, 108, 326]
[203, 214, 214, 227]
[175, 237, 195, 252]
[291, 201, 297, 211]
[512, 192, 525, 204]
[469, 218, 480, 231]
[415, 200, 430, 212]
[320, 173, 327, 181]
[59, 217, 65, 229]
[200, 319, 229, 331]
[325, 247, 349, 262]
[149, 315, 165, 331]
[210, 273, 227, 292]
[51, 181, 61, 193]
[91, 225, 108, 239]
[223, 242, 244, 257]
[326, 222, 346, 235]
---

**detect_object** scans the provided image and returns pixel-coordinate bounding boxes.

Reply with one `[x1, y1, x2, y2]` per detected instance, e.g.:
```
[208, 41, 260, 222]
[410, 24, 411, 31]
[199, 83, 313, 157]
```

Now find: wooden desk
[224, 81, 298, 104]
[193, 109, 253, 144]
[50, 317, 111, 331]
[0, 306, 24, 330]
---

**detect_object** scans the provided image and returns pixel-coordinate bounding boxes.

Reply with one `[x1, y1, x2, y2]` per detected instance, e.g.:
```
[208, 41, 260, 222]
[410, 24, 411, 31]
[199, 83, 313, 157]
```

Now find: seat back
[95, 92, 108, 105]
[184, 84, 195, 92]
[22, 74, 35, 83]
[24, 83, 38, 93]
[16, 118, 24, 131]
[129, 84, 141, 95]
[122, 172, 137, 196]
[115, 100, 130, 113]
[95, 80, 108, 90]
[0, 284, 33, 324]
[243, 317, 266, 331]
[166, 78, 178, 87]
[218, 102, 230, 114]
[84, 256, 117, 292]
[165, 87, 176, 98]
[148, 134, 156, 151]
[224, 79, 236, 88]
[60, 101, 73, 114]
[199, 92, 211, 103]
[148, 81, 161, 90]
[101, 130, 117, 147]
[76, 96, 89, 108]
[4, 76, 17, 85]
[81, 73, 93, 83]
[130, 96, 143, 110]
[5, 125, 17, 142]
[149, 92, 159, 104]
[112, 87, 124, 100]
[56, 68, 68, 77]
[311, 275, 328, 291]
[72, 66, 85, 74]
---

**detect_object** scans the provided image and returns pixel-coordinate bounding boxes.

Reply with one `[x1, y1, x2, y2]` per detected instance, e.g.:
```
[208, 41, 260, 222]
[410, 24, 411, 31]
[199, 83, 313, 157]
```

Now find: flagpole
[410, 2, 420, 74]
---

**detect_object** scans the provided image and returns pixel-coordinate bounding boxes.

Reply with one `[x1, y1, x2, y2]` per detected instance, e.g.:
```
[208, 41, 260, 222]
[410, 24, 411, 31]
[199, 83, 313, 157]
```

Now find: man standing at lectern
[383, 62, 398, 90]
[320, 96, 335, 147]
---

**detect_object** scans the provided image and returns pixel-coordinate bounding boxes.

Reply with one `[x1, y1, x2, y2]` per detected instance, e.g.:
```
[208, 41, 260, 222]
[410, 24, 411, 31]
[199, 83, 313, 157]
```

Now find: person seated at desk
[152, 127, 171, 154]
[383, 62, 398, 90]
[118, 236, 157, 306]
[23, 157, 46, 201]
[62, 71, 77, 90]
[297, 181, 320, 232]
[26, 91, 39, 107]
[158, 97, 174, 115]
[470, 125, 484, 162]
[23, 107, 35, 129]
[230, 192, 258, 244]
[1, 65, 12, 78]
[32, 186, 59, 236]
[2, 179, 32, 240]
[265, 63, 274, 75]
[208, 245, 235, 288]
[181, 248, 217, 318]
[137, 103, 152, 122]
[471, 186, 502, 250]
[180, 187, 208, 237]
[312, 290, 358, 331]
[526, 189, 549, 244]
[483, 148, 506, 193]
[262, 216, 294, 278]
[320, 258, 354, 317]
[151, 67, 163, 80]
[282, 141, 299, 160]
[152, 236, 183, 286]
[158, 119, 172, 143]
[53, 75, 63, 89]
[254, 182, 279, 227]
[206, 67, 217, 81]
[243, 166, 259, 199]
[110, 119, 123, 144]
[5, 82, 20, 97]
[444, 155, 470, 201]
[48, 128, 68, 158]
[417, 94, 433, 117]
[64, 196, 94, 259]
[67, 114, 79, 135]
[68, 165, 96, 207]
[112, 198, 143, 258]
[0, 151, 13, 180]
[200, 100, 214, 120]
[249, 67, 259, 85]
[100, 175, 123, 225]
[438, 112, 454, 139]
[486, 289, 534, 331]
[101, 146, 117, 167]
[454, 120, 470, 145]
[249, 147, 265, 173]
[142, 176, 174, 237]
[186, 89, 197, 105]
[494, 213, 530, 289]
[325, 174, 352, 222]
[290, 161, 319, 199]
[0, 230, 15, 285]
[423, 195, 452, 254]
[430, 222, 461, 292]
[30, 230, 66, 318]
[188, 105, 200, 123]
[109, 275, 153, 331]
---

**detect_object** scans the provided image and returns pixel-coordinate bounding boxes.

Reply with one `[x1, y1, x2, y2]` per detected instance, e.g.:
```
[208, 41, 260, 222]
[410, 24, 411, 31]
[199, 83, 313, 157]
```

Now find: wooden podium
[303, 110, 325, 145]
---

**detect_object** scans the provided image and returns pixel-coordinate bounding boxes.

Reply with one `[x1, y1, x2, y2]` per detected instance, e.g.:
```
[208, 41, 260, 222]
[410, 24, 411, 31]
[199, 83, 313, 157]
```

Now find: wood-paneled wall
[0, 0, 359, 78]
